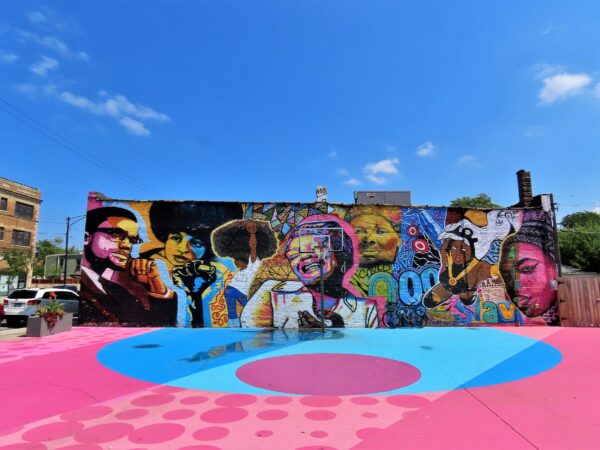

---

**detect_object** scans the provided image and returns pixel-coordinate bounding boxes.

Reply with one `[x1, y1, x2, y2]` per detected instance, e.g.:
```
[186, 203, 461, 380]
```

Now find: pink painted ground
[0, 326, 599, 450]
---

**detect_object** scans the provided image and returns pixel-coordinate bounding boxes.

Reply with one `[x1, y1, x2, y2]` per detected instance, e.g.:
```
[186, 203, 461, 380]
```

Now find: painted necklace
[446, 253, 479, 286]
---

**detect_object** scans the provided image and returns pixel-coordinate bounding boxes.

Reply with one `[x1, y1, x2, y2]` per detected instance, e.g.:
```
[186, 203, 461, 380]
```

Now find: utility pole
[63, 215, 86, 285]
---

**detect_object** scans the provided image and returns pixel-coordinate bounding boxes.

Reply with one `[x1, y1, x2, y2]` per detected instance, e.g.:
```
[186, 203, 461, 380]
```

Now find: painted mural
[80, 194, 560, 328]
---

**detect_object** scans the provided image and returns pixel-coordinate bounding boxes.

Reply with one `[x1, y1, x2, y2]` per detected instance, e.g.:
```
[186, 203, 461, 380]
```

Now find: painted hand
[172, 260, 217, 293]
[130, 258, 168, 296]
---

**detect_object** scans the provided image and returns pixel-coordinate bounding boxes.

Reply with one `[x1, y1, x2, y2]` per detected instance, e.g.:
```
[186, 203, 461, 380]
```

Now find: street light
[63, 215, 86, 285]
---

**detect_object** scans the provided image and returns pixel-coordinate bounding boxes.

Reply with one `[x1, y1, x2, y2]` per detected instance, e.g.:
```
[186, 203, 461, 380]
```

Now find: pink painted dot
[351, 397, 379, 405]
[295, 446, 339, 450]
[192, 426, 230, 441]
[310, 430, 328, 438]
[300, 397, 342, 407]
[22, 421, 84, 442]
[264, 396, 292, 405]
[386, 395, 429, 408]
[214, 394, 257, 407]
[200, 408, 248, 423]
[128, 423, 185, 444]
[237, 354, 420, 395]
[163, 409, 196, 420]
[177, 446, 221, 450]
[61, 405, 113, 421]
[0, 444, 47, 450]
[356, 427, 383, 440]
[181, 396, 209, 405]
[256, 409, 288, 420]
[255, 430, 274, 437]
[74, 423, 134, 444]
[55, 445, 103, 450]
[305, 410, 336, 421]
[116, 409, 149, 420]
[131, 394, 175, 406]
[362, 412, 378, 418]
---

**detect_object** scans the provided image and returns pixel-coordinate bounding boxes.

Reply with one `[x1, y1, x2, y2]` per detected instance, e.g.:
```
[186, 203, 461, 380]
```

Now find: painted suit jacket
[240, 280, 378, 329]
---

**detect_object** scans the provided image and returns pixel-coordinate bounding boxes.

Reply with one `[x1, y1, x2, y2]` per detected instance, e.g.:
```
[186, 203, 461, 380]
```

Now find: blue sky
[1, 1, 599, 249]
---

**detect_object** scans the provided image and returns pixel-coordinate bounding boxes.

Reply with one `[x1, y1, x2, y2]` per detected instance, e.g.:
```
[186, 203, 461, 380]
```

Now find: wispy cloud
[363, 157, 400, 185]
[385, 145, 397, 154]
[344, 178, 362, 186]
[336, 168, 349, 176]
[416, 141, 436, 158]
[119, 117, 150, 136]
[0, 52, 19, 63]
[19, 30, 89, 61]
[539, 72, 591, 104]
[524, 125, 543, 137]
[595, 82, 600, 98]
[57, 90, 170, 136]
[27, 10, 47, 24]
[456, 155, 481, 168]
[30, 56, 59, 76]
[327, 150, 338, 159]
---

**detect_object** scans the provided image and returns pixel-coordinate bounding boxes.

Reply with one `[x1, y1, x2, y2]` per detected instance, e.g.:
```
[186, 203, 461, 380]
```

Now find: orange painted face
[351, 215, 401, 266]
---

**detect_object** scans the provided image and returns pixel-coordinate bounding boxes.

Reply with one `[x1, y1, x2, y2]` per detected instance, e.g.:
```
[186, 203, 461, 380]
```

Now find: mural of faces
[500, 241, 557, 317]
[88, 216, 141, 270]
[163, 232, 206, 266]
[351, 214, 401, 266]
[285, 234, 338, 286]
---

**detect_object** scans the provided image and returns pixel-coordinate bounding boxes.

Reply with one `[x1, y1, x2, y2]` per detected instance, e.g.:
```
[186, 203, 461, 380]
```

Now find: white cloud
[19, 31, 89, 61]
[456, 155, 481, 168]
[15, 83, 38, 96]
[55, 90, 169, 136]
[336, 168, 349, 176]
[539, 72, 591, 104]
[364, 158, 399, 175]
[416, 141, 436, 157]
[524, 125, 543, 137]
[0, 52, 19, 63]
[365, 174, 387, 185]
[594, 82, 600, 98]
[120, 117, 150, 136]
[385, 145, 397, 153]
[30, 56, 59, 76]
[344, 178, 362, 186]
[327, 150, 338, 158]
[27, 11, 47, 23]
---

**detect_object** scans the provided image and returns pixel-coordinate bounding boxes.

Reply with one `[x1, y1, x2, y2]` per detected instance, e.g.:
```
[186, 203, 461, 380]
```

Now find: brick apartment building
[0, 177, 42, 295]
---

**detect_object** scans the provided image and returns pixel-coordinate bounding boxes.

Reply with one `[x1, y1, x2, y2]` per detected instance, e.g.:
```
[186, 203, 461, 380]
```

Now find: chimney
[316, 186, 327, 203]
[516, 170, 533, 206]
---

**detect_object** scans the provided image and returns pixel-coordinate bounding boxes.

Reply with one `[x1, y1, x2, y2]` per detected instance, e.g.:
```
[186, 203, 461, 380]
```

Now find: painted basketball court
[1, 326, 598, 449]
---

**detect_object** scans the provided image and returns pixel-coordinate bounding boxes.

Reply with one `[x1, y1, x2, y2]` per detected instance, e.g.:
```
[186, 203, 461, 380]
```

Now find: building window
[12, 230, 31, 246]
[0, 227, 4, 240]
[0, 197, 7, 211]
[15, 202, 34, 220]
[75, 258, 81, 272]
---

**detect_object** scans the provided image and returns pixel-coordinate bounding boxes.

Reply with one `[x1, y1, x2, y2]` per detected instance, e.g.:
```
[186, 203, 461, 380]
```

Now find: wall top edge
[89, 192, 553, 211]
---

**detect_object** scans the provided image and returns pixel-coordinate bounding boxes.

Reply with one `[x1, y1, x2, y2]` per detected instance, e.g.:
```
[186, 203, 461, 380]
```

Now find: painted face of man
[285, 235, 338, 286]
[351, 215, 401, 266]
[89, 216, 140, 270]
[164, 232, 206, 266]
[500, 242, 557, 317]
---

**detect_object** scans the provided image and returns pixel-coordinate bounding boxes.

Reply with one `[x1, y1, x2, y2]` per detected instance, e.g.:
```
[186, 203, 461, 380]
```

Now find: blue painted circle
[97, 328, 562, 395]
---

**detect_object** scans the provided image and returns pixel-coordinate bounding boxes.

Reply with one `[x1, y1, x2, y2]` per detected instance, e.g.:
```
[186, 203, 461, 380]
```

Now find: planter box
[26, 313, 73, 337]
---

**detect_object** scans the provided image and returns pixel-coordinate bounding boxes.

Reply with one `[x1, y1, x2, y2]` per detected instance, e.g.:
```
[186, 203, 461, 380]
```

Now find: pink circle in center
[236, 353, 420, 395]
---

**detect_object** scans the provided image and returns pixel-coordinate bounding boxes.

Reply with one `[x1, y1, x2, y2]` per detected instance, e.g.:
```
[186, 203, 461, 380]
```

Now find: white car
[3, 288, 80, 327]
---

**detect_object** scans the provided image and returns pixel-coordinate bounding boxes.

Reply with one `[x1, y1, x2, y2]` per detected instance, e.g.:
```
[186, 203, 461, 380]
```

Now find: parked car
[51, 284, 79, 294]
[2, 288, 80, 327]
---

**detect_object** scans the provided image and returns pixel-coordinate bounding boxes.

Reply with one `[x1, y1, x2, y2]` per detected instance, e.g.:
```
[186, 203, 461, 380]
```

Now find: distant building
[0, 177, 42, 295]
[44, 253, 82, 279]
[354, 190, 411, 206]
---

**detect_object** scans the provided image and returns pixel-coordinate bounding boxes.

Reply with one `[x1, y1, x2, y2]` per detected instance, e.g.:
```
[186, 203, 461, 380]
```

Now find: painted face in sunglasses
[91, 217, 141, 270]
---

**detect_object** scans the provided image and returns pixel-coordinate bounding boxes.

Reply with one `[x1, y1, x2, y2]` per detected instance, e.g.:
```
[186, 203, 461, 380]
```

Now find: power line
[0, 98, 158, 196]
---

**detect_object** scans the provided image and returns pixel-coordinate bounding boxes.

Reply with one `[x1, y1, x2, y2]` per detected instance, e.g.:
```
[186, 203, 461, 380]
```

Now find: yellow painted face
[351, 214, 401, 266]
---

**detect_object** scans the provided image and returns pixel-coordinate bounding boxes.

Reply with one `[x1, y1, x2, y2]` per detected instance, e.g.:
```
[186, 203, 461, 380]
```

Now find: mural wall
[80, 194, 559, 328]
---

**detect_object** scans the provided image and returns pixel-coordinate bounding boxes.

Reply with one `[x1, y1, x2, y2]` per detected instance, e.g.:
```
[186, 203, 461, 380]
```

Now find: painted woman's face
[164, 232, 205, 266]
[285, 235, 338, 286]
[351, 215, 401, 266]
[500, 242, 557, 317]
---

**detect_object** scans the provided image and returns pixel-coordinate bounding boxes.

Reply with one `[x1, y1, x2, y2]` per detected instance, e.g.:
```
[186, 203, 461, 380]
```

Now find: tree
[33, 238, 81, 277]
[559, 211, 600, 273]
[449, 193, 502, 209]
[0, 248, 32, 276]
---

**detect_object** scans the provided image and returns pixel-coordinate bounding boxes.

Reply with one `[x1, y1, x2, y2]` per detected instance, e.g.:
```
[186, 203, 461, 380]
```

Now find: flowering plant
[35, 292, 66, 330]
